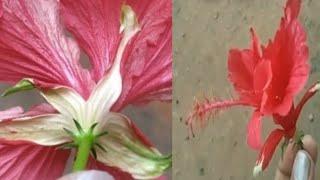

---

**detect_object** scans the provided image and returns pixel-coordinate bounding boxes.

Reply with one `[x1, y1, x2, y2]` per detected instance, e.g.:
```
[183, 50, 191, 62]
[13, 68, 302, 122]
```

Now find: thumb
[291, 150, 314, 180]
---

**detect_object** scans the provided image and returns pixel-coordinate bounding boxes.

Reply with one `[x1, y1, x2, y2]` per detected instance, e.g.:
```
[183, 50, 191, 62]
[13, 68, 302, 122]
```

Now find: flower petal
[0, 141, 70, 180]
[0, 113, 73, 146]
[0, 104, 56, 121]
[0, 106, 24, 120]
[86, 4, 141, 124]
[114, 0, 172, 110]
[41, 87, 86, 126]
[60, 0, 122, 81]
[0, 0, 94, 97]
[86, 65, 122, 125]
[253, 60, 272, 92]
[228, 29, 261, 97]
[285, 0, 301, 21]
[95, 113, 171, 179]
[247, 111, 263, 150]
[253, 129, 284, 176]
[60, 0, 172, 111]
[262, 0, 308, 116]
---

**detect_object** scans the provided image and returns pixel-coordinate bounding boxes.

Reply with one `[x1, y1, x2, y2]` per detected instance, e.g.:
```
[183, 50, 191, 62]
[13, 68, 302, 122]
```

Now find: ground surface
[173, 0, 320, 179]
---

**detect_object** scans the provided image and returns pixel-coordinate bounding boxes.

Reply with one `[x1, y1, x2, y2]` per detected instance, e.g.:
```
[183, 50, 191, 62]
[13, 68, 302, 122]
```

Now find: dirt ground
[173, 0, 320, 179]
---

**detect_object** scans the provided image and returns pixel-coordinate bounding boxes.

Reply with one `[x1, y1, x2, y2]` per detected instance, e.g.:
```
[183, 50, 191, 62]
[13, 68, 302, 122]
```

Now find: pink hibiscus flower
[0, 0, 172, 179]
[186, 0, 318, 176]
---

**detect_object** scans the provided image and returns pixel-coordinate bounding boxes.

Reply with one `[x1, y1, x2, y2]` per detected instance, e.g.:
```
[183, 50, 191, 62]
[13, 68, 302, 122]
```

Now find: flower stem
[72, 134, 94, 171]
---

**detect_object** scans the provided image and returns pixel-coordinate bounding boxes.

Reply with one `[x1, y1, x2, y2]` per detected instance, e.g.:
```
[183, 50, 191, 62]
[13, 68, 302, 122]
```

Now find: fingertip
[277, 140, 299, 176]
[302, 134, 318, 163]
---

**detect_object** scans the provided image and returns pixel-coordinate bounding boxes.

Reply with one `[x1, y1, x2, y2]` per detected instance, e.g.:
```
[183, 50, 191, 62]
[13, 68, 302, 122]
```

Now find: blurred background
[173, 0, 320, 179]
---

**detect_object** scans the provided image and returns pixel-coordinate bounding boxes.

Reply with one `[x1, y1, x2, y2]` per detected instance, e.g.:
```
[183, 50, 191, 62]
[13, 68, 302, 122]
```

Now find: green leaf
[2, 79, 34, 97]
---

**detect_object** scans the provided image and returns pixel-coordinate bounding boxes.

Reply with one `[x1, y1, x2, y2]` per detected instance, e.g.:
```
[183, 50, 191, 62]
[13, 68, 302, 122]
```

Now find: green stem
[72, 134, 94, 171]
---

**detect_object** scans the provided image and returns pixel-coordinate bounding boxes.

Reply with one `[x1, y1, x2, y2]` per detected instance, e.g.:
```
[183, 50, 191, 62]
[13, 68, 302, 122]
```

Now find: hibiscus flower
[186, 0, 318, 176]
[0, 0, 172, 179]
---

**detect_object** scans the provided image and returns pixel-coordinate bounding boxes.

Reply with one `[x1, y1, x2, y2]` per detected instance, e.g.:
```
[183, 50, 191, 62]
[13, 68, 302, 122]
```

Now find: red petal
[262, 17, 308, 116]
[250, 28, 262, 58]
[247, 111, 263, 150]
[60, 0, 122, 81]
[227, 29, 263, 104]
[114, 0, 172, 110]
[0, 141, 70, 180]
[253, 60, 272, 92]
[254, 129, 284, 174]
[285, 0, 301, 21]
[0, 0, 94, 97]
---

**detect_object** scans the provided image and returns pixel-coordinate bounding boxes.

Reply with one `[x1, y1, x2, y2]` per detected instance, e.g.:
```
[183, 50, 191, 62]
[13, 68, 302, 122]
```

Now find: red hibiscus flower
[187, 0, 318, 175]
[0, 0, 172, 179]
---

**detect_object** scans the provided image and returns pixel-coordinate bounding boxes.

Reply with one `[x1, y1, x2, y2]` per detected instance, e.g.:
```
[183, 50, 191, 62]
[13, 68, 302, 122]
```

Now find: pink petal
[25, 103, 57, 116]
[116, 0, 172, 109]
[247, 111, 263, 150]
[0, 141, 70, 180]
[0, 104, 56, 121]
[254, 129, 284, 175]
[0, 0, 94, 98]
[0, 106, 24, 120]
[60, 0, 172, 111]
[60, 0, 122, 81]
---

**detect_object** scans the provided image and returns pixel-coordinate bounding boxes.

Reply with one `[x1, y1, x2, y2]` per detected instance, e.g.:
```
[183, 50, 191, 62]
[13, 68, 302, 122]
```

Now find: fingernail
[292, 151, 310, 180]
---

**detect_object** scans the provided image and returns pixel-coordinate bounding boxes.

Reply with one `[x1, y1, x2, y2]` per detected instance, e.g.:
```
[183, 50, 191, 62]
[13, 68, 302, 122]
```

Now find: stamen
[186, 97, 247, 138]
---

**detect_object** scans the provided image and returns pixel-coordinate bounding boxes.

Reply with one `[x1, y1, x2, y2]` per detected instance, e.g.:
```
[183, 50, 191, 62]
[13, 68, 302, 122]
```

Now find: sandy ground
[173, 0, 320, 179]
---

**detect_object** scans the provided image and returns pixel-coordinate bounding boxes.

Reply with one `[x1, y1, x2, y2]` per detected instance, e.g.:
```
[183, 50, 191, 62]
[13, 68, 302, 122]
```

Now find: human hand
[275, 135, 317, 180]
[58, 170, 114, 180]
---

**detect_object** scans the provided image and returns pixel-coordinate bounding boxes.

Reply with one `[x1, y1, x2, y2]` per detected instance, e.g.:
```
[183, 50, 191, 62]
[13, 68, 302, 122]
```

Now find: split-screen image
[0, 0, 317, 180]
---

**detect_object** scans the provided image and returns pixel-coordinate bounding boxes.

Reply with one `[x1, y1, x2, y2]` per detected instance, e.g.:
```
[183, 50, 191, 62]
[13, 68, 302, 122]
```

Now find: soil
[173, 0, 320, 179]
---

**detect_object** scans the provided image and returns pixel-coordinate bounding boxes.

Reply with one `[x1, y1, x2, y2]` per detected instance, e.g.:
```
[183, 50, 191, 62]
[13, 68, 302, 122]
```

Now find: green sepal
[91, 148, 97, 159]
[96, 130, 109, 138]
[2, 79, 34, 97]
[57, 142, 77, 150]
[73, 119, 84, 133]
[89, 122, 98, 133]
[280, 139, 289, 160]
[294, 130, 305, 149]
[63, 128, 76, 138]
[94, 142, 107, 152]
